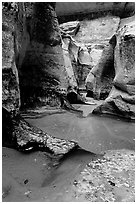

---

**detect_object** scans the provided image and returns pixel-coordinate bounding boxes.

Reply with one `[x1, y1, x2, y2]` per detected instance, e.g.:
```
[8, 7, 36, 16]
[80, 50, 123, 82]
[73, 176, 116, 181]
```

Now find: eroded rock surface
[3, 108, 78, 156]
[83, 16, 120, 99]
[60, 16, 120, 95]
[93, 16, 135, 119]
[17, 2, 69, 108]
[2, 5, 20, 115]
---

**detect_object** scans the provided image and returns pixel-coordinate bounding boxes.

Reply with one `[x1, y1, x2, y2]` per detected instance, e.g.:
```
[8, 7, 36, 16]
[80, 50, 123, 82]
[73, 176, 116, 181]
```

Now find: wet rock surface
[3, 108, 78, 156]
[66, 149, 135, 202]
[25, 103, 134, 154]
[2, 142, 135, 202]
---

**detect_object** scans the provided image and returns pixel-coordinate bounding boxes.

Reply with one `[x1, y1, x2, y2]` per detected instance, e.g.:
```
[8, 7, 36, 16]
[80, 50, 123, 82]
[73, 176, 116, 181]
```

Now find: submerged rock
[70, 149, 135, 202]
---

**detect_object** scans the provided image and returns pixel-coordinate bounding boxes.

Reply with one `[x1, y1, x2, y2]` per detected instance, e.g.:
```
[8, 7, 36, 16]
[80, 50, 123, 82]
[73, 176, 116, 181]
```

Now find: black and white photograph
[2, 1, 135, 202]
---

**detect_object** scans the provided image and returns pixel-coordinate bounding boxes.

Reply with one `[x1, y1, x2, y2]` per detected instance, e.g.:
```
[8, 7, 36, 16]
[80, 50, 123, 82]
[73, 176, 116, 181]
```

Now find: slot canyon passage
[2, 2, 135, 202]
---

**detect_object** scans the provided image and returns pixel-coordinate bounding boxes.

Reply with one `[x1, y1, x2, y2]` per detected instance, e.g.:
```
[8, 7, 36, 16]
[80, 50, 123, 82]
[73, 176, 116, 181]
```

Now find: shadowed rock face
[16, 2, 69, 108]
[2, 3, 79, 152]
[2, 6, 20, 115]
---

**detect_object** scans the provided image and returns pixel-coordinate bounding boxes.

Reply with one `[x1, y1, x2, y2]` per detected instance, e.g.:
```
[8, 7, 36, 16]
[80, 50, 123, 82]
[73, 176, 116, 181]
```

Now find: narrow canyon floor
[2, 99, 135, 202]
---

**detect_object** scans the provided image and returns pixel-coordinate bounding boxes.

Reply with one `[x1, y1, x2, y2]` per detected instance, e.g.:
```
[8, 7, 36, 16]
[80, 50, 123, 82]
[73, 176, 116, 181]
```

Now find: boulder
[60, 21, 80, 36]
[93, 17, 135, 119]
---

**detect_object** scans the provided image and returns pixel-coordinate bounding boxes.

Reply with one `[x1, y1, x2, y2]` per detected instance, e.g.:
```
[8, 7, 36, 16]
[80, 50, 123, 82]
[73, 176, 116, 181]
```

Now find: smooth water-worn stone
[16, 3, 69, 108]
[93, 16, 135, 119]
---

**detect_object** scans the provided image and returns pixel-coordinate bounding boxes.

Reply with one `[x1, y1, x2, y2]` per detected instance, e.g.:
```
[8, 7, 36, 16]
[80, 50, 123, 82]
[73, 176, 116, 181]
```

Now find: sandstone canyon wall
[2, 2, 135, 150]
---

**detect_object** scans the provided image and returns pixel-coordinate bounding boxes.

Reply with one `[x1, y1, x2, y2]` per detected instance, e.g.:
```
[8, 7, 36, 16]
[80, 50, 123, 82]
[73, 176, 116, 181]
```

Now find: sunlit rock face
[58, 5, 135, 119]
[2, 4, 20, 115]
[93, 16, 135, 119]
[85, 35, 116, 100]
[60, 16, 120, 96]
[75, 16, 120, 98]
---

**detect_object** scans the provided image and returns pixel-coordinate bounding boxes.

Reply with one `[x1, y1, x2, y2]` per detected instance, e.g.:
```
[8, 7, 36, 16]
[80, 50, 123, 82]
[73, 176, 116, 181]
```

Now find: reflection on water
[3, 104, 135, 202]
[25, 105, 135, 154]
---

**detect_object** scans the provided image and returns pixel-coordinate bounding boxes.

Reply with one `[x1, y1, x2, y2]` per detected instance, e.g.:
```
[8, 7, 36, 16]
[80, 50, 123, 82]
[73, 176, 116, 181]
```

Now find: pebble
[24, 191, 31, 195]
